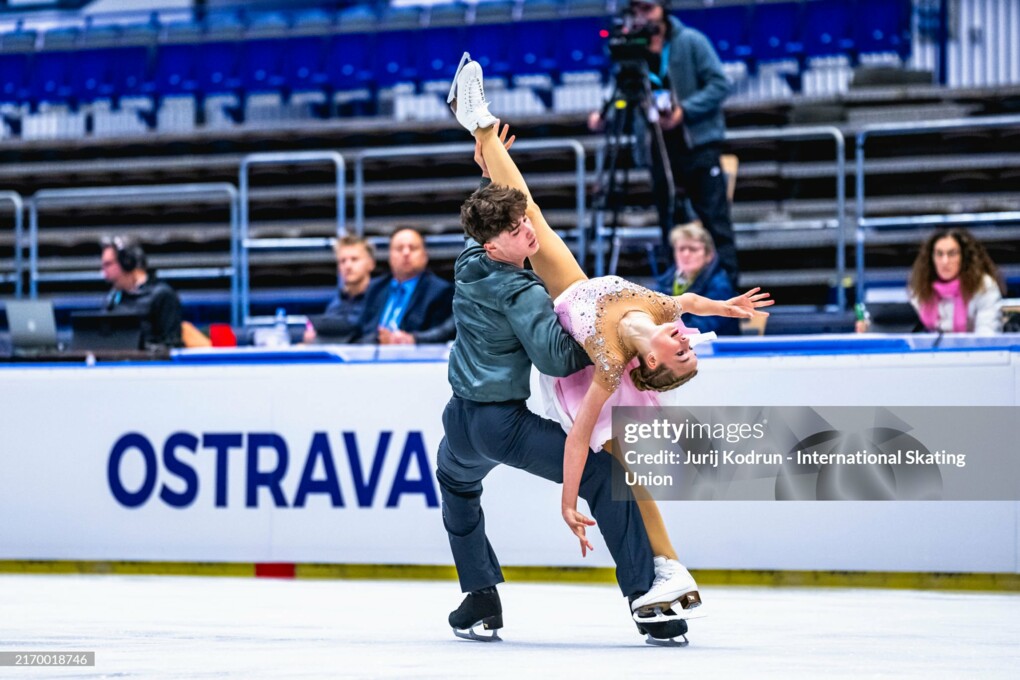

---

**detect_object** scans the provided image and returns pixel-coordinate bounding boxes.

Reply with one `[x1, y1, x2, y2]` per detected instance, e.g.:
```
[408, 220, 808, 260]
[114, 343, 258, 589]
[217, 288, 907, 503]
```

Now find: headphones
[102, 235, 147, 273]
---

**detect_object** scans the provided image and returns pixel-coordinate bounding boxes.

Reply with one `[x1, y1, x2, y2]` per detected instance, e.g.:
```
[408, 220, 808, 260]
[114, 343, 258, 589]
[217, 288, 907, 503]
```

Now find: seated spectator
[99, 236, 183, 348]
[908, 228, 1004, 335]
[356, 228, 455, 344]
[656, 221, 740, 335]
[304, 235, 377, 344]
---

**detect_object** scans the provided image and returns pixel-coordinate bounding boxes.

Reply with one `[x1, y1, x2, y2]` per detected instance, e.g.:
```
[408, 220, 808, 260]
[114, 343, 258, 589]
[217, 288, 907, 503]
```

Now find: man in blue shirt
[355, 228, 455, 345]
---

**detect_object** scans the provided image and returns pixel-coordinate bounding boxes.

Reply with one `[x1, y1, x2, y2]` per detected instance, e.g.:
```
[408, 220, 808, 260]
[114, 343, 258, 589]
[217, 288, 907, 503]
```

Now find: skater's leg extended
[605, 439, 678, 561]
[477, 126, 586, 299]
[478, 404, 654, 598]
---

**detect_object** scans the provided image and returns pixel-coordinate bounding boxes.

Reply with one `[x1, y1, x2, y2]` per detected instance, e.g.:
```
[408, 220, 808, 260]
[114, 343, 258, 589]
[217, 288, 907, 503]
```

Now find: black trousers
[651, 139, 740, 286]
[436, 396, 655, 597]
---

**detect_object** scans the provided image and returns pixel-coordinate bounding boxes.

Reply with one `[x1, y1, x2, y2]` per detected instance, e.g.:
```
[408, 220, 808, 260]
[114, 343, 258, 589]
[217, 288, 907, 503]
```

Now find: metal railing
[595, 125, 848, 309]
[854, 114, 1020, 304]
[353, 139, 588, 262]
[238, 151, 346, 325]
[0, 191, 25, 298]
[28, 183, 240, 323]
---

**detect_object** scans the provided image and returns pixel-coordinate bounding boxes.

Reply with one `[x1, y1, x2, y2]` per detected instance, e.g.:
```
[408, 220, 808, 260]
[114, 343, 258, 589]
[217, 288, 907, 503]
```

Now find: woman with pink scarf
[909, 228, 1004, 335]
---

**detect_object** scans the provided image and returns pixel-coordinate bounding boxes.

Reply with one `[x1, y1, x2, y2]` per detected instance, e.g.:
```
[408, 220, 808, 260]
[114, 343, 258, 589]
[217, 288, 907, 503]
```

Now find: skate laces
[653, 559, 683, 586]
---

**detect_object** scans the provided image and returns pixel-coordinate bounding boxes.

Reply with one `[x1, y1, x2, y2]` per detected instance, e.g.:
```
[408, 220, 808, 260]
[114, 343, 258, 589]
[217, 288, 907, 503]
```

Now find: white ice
[2, 574, 1018, 679]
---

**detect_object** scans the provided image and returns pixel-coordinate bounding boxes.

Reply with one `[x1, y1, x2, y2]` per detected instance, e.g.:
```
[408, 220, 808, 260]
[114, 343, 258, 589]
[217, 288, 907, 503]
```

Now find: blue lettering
[344, 431, 391, 508]
[203, 433, 243, 507]
[160, 432, 199, 508]
[386, 432, 439, 508]
[294, 432, 344, 507]
[108, 433, 158, 508]
[247, 433, 289, 508]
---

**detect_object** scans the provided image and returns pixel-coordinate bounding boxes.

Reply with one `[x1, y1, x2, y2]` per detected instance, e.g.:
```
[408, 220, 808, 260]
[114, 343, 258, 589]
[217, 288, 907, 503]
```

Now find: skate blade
[452, 626, 502, 642]
[447, 51, 472, 104]
[634, 591, 706, 622]
[645, 633, 689, 648]
[452, 614, 503, 642]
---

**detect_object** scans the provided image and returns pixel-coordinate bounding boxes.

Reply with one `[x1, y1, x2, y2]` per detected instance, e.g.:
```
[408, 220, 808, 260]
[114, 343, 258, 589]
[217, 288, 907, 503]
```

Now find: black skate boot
[629, 594, 689, 647]
[449, 586, 503, 642]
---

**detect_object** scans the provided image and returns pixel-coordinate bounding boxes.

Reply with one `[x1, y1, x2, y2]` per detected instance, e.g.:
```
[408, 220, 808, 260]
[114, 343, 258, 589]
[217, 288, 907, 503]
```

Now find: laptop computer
[4, 300, 60, 353]
[70, 310, 144, 351]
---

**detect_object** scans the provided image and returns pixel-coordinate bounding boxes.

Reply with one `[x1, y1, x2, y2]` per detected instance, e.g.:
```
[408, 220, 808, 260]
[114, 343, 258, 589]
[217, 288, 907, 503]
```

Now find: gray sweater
[664, 16, 732, 148]
[447, 241, 591, 402]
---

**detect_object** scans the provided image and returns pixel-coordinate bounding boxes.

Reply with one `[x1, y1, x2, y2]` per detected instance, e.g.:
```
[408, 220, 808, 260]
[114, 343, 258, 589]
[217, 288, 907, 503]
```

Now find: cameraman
[589, 0, 737, 285]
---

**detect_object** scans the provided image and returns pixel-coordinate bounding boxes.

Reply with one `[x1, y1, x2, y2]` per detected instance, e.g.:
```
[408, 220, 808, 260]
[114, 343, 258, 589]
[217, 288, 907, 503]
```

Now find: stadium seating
[0, 1, 915, 117]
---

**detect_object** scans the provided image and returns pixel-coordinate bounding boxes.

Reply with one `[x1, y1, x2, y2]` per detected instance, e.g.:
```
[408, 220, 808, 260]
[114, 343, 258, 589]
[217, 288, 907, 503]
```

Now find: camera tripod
[590, 61, 675, 277]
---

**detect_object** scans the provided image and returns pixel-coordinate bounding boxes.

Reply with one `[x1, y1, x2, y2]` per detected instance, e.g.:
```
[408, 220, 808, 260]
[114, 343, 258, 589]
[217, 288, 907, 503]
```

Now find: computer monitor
[70, 311, 144, 351]
[4, 300, 59, 351]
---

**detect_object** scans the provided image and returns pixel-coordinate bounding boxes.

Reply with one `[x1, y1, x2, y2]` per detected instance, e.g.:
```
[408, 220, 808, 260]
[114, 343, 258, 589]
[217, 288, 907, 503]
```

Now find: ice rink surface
[2, 574, 1018, 679]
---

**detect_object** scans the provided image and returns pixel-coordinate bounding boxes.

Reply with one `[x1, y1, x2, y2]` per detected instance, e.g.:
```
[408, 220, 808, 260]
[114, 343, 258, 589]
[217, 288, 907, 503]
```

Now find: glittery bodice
[554, 276, 682, 392]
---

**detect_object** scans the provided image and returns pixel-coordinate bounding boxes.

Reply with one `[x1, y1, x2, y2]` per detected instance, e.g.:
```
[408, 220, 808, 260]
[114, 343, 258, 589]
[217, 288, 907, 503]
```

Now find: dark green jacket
[665, 16, 731, 148]
[447, 241, 591, 402]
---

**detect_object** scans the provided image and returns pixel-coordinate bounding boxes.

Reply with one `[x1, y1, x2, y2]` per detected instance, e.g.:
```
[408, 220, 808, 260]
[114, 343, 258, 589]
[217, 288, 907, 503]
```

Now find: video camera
[607, 6, 661, 63]
[606, 6, 663, 100]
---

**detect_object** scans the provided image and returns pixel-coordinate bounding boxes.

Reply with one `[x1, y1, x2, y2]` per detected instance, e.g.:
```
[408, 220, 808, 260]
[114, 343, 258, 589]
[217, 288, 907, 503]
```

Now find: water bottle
[274, 307, 290, 347]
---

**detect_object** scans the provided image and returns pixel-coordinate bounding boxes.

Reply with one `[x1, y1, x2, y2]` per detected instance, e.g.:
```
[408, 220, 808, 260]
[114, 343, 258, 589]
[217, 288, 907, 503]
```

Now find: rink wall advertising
[1, 345, 1019, 574]
[611, 406, 1020, 500]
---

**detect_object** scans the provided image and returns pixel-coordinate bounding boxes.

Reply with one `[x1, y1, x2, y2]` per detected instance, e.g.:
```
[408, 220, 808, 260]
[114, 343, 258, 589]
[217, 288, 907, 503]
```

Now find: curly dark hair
[908, 228, 1004, 305]
[460, 183, 528, 244]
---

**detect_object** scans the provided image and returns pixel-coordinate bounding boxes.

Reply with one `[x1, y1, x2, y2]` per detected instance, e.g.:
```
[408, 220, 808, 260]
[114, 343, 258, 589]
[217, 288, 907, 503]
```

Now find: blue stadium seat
[371, 31, 419, 88]
[417, 27, 465, 83]
[196, 41, 243, 95]
[0, 53, 31, 103]
[751, 2, 803, 63]
[241, 39, 288, 94]
[558, 16, 610, 74]
[684, 5, 753, 64]
[854, 0, 911, 58]
[328, 32, 376, 92]
[30, 51, 74, 104]
[285, 36, 329, 93]
[464, 23, 513, 82]
[73, 48, 125, 102]
[802, 0, 855, 59]
[511, 20, 560, 80]
[149, 43, 200, 96]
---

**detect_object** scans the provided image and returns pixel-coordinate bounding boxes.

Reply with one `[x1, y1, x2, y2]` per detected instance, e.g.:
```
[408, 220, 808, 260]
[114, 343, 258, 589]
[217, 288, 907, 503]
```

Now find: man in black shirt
[100, 236, 183, 348]
[303, 235, 377, 344]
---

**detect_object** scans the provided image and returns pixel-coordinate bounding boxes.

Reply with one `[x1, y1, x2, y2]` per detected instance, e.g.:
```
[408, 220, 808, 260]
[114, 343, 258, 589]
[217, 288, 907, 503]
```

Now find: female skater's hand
[562, 507, 596, 557]
[721, 287, 774, 318]
[474, 122, 516, 178]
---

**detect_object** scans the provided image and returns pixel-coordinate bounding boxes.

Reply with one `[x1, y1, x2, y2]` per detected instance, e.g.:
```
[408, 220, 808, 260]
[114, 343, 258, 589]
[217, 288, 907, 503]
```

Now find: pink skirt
[539, 322, 707, 451]
[539, 358, 660, 451]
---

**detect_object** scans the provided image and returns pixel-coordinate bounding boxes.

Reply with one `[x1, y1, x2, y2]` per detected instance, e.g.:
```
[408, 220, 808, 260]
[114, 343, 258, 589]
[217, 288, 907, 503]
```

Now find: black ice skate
[629, 594, 690, 647]
[449, 586, 503, 642]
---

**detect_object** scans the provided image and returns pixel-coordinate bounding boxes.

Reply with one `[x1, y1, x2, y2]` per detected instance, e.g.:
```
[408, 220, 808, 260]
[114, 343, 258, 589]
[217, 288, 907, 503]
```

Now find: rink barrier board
[2, 561, 1018, 592]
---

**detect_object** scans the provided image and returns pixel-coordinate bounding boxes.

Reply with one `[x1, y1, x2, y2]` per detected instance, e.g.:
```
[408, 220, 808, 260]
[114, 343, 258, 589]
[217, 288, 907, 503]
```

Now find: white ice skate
[631, 556, 705, 628]
[446, 52, 497, 133]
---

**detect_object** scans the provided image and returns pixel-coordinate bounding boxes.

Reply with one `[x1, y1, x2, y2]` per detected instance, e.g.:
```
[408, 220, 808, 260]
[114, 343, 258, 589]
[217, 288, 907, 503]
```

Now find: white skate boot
[446, 52, 497, 133]
[631, 556, 704, 627]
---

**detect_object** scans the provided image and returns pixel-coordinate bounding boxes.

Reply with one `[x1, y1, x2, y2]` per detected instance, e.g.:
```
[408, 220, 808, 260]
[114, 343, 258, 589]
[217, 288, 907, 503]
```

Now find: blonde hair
[668, 221, 715, 260]
[630, 361, 699, 392]
[334, 235, 376, 261]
